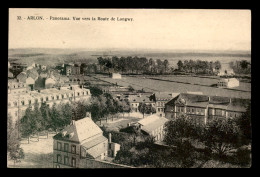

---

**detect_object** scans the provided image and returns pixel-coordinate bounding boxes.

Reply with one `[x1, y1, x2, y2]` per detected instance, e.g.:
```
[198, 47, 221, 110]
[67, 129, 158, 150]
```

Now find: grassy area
[7, 134, 55, 168]
[93, 74, 251, 99]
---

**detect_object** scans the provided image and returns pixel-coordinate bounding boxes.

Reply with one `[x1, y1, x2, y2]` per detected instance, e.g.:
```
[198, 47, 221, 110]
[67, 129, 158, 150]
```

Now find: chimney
[86, 112, 91, 118]
[208, 96, 210, 102]
[71, 120, 75, 125]
[109, 133, 112, 143]
[62, 131, 67, 137]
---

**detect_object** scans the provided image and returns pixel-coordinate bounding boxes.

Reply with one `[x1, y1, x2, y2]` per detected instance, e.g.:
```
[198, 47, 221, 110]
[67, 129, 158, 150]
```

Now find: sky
[9, 9, 251, 51]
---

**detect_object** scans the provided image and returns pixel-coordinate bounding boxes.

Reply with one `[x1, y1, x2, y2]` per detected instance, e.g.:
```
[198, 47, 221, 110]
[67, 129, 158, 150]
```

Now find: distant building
[150, 92, 180, 117]
[8, 70, 14, 78]
[8, 79, 27, 94]
[53, 115, 120, 168]
[111, 73, 122, 79]
[165, 93, 250, 125]
[217, 78, 239, 88]
[45, 76, 56, 89]
[136, 114, 168, 142]
[128, 94, 155, 112]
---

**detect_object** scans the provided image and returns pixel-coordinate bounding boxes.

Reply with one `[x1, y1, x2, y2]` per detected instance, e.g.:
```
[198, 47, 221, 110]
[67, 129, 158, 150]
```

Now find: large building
[165, 93, 250, 125]
[8, 85, 91, 123]
[128, 94, 155, 112]
[136, 114, 168, 142]
[150, 92, 180, 117]
[53, 115, 120, 168]
[8, 79, 27, 94]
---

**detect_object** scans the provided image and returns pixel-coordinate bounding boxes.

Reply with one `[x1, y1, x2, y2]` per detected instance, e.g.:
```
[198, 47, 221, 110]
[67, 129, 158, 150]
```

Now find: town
[7, 55, 251, 168]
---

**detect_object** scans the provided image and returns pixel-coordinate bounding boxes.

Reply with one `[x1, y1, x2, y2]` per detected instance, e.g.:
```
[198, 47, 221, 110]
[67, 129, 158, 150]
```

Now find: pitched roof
[128, 95, 153, 103]
[82, 136, 107, 150]
[17, 72, 27, 83]
[54, 117, 103, 143]
[138, 114, 168, 133]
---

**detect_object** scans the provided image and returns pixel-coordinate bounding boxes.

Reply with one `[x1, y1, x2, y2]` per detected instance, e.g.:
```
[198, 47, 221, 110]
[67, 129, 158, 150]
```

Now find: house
[111, 73, 122, 79]
[128, 94, 155, 112]
[45, 76, 56, 89]
[165, 93, 250, 125]
[217, 78, 239, 88]
[8, 79, 27, 94]
[150, 92, 180, 117]
[53, 114, 120, 168]
[136, 114, 168, 142]
[8, 70, 14, 78]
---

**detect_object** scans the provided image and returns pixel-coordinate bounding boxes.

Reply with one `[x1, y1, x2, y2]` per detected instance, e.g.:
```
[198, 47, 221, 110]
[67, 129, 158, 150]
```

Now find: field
[92, 74, 251, 99]
[7, 134, 54, 168]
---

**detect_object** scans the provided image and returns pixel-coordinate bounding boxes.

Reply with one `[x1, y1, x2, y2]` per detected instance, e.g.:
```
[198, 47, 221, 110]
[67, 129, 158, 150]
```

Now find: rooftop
[138, 114, 168, 133]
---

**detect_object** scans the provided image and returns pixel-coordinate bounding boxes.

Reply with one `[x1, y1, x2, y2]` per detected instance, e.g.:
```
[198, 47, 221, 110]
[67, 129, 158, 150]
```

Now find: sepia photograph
[7, 8, 251, 168]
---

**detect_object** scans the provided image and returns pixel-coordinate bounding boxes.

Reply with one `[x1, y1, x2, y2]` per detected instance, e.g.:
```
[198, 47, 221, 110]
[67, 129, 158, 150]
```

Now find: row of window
[57, 142, 76, 154]
[157, 102, 165, 107]
[9, 91, 89, 107]
[157, 108, 164, 112]
[56, 154, 76, 167]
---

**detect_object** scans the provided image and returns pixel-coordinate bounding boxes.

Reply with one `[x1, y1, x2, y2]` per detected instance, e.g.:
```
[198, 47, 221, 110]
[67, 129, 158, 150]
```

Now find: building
[111, 73, 122, 79]
[8, 71, 14, 78]
[150, 92, 180, 117]
[217, 78, 239, 88]
[165, 93, 250, 125]
[66, 65, 80, 76]
[8, 85, 91, 121]
[8, 79, 27, 94]
[128, 94, 155, 112]
[45, 76, 56, 89]
[53, 115, 120, 168]
[136, 114, 168, 142]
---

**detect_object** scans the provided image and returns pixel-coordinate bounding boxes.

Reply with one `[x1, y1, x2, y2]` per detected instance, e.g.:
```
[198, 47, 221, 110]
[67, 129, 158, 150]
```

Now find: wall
[79, 158, 133, 168]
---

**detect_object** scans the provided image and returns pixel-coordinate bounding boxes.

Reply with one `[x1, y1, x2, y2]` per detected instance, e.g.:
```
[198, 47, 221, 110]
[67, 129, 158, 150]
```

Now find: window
[191, 108, 195, 113]
[28, 100, 31, 105]
[187, 108, 190, 113]
[72, 157, 76, 167]
[77, 92, 80, 96]
[40, 98, 43, 102]
[158, 108, 160, 112]
[13, 102, 17, 106]
[57, 95, 59, 100]
[57, 154, 62, 163]
[71, 145, 76, 154]
[64, 156, 69, 165]
[21, 101, 25, 106]
[82, 92, 85, 95]
[57, 142, 62, 151]
[62, 95, 64, 99]
[64, 143, 69, 152]
[46, 97, 48, 101]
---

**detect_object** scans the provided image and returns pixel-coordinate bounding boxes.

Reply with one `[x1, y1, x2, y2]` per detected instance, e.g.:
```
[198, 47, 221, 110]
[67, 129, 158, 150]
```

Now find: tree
[8, 114, 24, 166]
[177, 60, 183, 71]
[20, 106, 34, 143]
[163, 59, 169, 73]
[164, 115, 200, 146]
[235, 103, 251, 145]
[128, 85, 134, 92]
[240, 60, 249, 70]
[138, 103, 155, 118]
[202, 118, 240, 156]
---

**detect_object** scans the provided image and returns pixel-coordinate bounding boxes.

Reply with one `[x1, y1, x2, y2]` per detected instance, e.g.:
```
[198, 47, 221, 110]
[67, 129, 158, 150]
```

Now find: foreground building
[53, 115, 121, 168]
[165, 93, 250, 125]
[136, 114, 168, 142]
